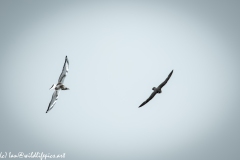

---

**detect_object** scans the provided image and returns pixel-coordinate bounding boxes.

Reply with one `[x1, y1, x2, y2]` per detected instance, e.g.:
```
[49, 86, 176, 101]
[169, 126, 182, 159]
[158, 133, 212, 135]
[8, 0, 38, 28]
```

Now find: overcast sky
[0, 0, 240, 160]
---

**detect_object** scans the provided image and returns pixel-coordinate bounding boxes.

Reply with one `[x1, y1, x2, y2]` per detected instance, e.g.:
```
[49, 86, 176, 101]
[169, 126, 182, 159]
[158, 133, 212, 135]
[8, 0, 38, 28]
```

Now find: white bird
[46, 56, 69, 113]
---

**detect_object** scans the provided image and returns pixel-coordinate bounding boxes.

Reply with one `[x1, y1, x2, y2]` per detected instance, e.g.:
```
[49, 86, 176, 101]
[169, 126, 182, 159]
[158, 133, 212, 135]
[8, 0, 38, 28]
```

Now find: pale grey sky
[0, 0, 240, 160]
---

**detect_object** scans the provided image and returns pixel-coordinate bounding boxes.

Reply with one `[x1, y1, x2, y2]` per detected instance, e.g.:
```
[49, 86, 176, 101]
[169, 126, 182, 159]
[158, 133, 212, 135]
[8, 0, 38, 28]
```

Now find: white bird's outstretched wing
[46, 90, 60, 113]
[58, 56, 69, 84]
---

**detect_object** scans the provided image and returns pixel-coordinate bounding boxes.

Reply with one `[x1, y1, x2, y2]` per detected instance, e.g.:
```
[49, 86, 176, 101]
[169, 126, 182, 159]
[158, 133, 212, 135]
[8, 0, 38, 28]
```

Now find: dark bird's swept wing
[138, 70, 173, 108]
[46, 90, 60, 113]
[58, 56, 69, 84]
[157, 70, 173, 89]
[139, 91, 157, 108]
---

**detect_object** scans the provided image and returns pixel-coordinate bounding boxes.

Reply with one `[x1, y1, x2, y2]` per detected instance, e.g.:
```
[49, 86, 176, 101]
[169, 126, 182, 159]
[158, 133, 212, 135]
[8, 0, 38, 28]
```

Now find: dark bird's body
[139, 70, 173, 108]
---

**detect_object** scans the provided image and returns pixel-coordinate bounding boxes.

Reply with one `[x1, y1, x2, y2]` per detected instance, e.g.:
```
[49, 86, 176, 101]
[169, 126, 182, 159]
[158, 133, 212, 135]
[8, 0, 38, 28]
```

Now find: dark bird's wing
[58, 56, 69, 84]
[157, 70, 173, 89]
[46, 90, 60, 113]
[139, 91, 157, 108]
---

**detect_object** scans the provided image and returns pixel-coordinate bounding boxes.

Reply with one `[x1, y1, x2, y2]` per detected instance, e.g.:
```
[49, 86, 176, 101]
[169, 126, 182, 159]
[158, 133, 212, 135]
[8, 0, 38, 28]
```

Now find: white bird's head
[49, 84, 56, 90]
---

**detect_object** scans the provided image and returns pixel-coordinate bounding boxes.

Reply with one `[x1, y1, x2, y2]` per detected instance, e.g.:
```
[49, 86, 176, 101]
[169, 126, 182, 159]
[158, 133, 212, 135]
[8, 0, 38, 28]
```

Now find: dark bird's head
[152, 87, 156, 91]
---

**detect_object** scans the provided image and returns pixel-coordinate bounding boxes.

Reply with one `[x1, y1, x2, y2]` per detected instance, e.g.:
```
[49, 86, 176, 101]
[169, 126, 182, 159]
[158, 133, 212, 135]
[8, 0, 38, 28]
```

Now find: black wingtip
[46, 111, 48, 113]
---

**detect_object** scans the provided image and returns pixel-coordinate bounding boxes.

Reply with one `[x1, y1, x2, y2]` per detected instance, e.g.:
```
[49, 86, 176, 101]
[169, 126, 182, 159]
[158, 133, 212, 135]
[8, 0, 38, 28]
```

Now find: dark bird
[46, 56, 69, 113]
[139, 70, 173, 108]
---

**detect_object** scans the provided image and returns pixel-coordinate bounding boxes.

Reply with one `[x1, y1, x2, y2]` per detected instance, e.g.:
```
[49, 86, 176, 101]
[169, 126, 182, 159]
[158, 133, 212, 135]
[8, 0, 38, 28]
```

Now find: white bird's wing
[58, 56, 69, 84]
[46, 90, 60, 113]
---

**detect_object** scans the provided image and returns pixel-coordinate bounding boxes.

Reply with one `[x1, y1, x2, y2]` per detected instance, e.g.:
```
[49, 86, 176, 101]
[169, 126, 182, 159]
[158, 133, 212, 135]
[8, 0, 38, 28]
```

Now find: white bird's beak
[49, 84, 55, 90]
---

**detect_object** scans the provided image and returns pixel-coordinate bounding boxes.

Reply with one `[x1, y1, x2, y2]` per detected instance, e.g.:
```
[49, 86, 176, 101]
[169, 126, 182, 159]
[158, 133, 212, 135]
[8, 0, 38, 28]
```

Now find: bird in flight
[46, 56, 69, 113]
[139, 70, 173, 108]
